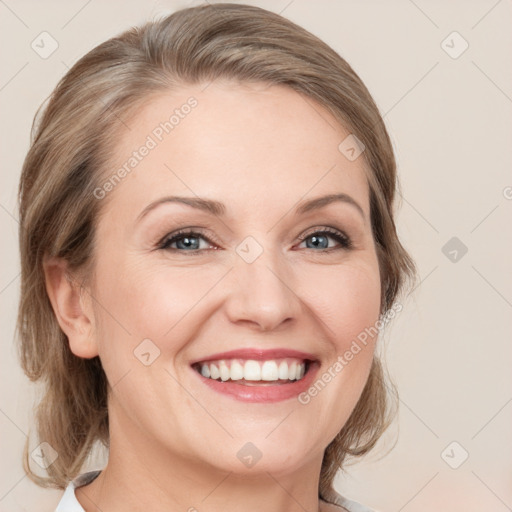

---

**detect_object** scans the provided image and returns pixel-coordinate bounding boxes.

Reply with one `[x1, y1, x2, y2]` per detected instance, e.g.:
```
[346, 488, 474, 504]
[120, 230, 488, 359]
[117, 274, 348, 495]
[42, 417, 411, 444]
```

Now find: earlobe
[43, 256, 99, 359]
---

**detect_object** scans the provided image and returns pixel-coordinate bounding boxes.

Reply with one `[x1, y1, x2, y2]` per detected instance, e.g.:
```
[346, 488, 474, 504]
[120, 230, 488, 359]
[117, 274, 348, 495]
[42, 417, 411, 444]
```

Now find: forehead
[101, 81, 370, 223]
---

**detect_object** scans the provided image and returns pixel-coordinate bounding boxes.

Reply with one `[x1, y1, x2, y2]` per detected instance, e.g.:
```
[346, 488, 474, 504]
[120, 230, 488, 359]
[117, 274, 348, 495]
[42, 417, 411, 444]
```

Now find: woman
[17, 3, 416, 511]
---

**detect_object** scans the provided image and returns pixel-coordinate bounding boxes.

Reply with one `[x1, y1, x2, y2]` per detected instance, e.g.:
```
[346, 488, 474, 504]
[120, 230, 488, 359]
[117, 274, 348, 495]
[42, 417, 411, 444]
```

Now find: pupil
[307, 234, 328, 249]
[178, 236, 199, 250]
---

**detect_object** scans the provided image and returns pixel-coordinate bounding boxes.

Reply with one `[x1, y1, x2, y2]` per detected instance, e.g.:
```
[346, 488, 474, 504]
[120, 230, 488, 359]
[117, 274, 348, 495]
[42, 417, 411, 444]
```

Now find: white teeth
[261, 360, 279, 381]
[278, 361, 288, 379]
[288, 361, 297, 380]
[210, 363, 220, 380]
[244, 360, 261, 381]
[219, 360, 230, 381]
[197, 358, 308, 383]
[230, 361, 244, 380]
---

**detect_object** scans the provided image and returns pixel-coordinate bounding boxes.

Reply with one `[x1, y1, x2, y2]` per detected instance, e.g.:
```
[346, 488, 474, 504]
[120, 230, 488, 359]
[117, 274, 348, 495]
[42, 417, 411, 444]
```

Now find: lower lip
[192, 362, 320, 403]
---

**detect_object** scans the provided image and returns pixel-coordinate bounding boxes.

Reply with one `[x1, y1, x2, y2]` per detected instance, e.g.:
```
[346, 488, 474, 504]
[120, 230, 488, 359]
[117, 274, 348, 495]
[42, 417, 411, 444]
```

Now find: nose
[224, 245, 303, 332]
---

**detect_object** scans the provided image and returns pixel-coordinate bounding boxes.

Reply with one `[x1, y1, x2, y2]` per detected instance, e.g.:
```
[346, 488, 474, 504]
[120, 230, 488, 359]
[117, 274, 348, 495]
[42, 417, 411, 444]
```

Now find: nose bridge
[225, 234, 301, 331]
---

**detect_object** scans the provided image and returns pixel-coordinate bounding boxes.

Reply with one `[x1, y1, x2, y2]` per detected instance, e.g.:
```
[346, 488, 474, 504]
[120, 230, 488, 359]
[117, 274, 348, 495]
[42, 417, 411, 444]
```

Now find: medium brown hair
[16, 2, 416, 497]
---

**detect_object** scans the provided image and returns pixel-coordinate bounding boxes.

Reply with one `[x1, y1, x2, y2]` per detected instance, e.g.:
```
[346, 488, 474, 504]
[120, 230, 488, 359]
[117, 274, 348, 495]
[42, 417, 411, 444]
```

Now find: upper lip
[190, 348, 318, 365]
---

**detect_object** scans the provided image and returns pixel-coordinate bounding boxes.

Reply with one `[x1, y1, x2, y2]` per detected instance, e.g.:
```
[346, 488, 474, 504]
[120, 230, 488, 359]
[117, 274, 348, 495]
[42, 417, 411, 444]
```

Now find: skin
[44, 80, 382, 512]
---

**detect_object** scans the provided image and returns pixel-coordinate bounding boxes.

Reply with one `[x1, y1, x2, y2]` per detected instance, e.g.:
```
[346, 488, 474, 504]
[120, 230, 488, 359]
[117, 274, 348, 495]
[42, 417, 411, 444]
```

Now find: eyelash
[157, 227, 352, 253]
[297, 227, 352, 251]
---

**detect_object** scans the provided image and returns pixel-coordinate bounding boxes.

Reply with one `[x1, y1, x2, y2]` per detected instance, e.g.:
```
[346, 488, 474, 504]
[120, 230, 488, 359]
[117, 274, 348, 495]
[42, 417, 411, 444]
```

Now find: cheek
[123, 264, 227, 332]
[92, 256, 226, 356]
[295, 261, 381, 428]
[304, 260, 382, 350]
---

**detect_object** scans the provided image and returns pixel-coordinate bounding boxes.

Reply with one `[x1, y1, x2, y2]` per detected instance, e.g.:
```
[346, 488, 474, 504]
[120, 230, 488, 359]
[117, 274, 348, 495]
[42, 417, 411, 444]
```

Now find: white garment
[55, 470, 377, 512]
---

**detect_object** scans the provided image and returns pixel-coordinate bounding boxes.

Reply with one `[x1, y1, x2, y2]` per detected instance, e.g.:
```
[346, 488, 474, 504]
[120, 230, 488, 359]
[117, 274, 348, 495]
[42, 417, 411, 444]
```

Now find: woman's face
[86, 80, 381, 477]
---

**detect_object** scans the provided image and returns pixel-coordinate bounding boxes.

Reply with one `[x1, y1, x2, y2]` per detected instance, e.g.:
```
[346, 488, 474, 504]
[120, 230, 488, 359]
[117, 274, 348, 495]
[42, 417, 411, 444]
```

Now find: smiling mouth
[192, 358, 312, 385]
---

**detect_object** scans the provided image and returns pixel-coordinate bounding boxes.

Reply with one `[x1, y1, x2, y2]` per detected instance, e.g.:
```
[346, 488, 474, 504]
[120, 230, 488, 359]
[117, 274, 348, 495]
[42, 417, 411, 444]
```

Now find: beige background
[1, 1, 511, 511]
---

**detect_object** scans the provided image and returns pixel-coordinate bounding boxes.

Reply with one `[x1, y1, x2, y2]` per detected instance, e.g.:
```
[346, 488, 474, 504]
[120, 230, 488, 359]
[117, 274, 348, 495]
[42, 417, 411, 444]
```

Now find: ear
[43, 256, 99, 359]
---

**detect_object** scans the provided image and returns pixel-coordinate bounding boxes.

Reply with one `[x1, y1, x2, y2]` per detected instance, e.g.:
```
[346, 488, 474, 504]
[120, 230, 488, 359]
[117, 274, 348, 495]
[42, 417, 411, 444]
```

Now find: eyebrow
[136, 193, 366, 223]
[296, 193, 365, 219]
